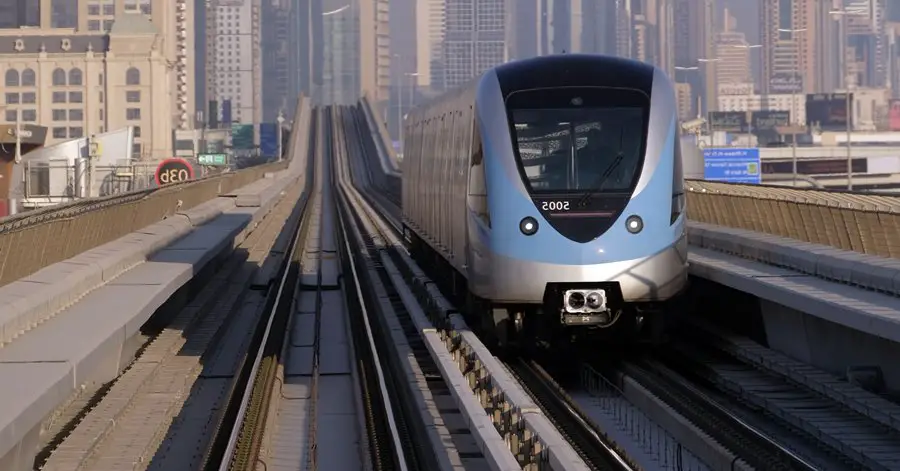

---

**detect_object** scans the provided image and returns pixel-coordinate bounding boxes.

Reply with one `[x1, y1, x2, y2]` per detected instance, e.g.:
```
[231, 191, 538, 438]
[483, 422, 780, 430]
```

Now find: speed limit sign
[155, 158, 195, 186]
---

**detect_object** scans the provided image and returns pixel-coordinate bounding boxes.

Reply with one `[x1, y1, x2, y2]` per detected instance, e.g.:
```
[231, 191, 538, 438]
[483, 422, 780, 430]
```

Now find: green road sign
[198, 153, 228, 166]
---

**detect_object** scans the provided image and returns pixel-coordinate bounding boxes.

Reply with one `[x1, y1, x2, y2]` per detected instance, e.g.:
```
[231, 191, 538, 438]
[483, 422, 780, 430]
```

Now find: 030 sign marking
[155, 158, 195, 186]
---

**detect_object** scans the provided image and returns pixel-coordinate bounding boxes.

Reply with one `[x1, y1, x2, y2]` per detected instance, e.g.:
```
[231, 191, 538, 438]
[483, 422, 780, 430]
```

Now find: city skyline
[0, 0, 898, 154]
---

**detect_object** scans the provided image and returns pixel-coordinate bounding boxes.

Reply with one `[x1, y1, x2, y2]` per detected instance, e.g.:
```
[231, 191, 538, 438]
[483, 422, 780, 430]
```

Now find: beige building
[716, 9, 752, 85]
[675, 82, 694, 121]
[8, 0, 195, 131]
[717, 93, 807, 127]
[415, 0, 444, 89]
[0, 14, 174, 159]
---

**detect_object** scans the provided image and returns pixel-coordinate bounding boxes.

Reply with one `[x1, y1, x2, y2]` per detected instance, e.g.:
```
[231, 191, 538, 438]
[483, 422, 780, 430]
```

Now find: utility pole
[276, 112, 285, 161]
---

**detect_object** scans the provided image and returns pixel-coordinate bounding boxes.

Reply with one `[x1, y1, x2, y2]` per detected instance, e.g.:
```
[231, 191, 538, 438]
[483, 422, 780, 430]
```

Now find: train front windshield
[507, 88, 649, 195]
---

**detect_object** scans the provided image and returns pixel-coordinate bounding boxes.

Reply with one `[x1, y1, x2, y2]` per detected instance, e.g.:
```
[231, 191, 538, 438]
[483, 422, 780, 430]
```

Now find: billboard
[259, 122, 278, 157]
[708, 111, 748, 132]
[806, 93, 853, 131]
[761, 158, 867, 176]
[751, 110, 790, 133]
[231, 123, 254, 150]
[768, 73, 803, 94]
[890, 99, 900, 131]
[703, 148, 761, 184]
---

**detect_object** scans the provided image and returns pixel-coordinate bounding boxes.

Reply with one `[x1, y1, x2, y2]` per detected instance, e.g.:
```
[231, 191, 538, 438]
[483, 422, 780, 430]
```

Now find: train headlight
[567, 291, 585, 310]
[519, 216, 539, 236]
[586, 291, 604, 310]
[625, 215, 643, 234]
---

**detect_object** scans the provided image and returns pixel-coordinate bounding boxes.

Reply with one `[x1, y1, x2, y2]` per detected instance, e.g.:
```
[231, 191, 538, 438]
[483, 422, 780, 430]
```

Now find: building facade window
[5, 69, 19, 87]
[52, 127, 67, 138]
[21, 92, 35, 104]
[52, 68, 66, 86]
[5, 93, 19, 104]
[69, 109, 83, 121]
[52, 91, 66, 103]
[68, 68, 83, 86]
[21, 68, 35, 86]
[126, 108, 141, 120]
[126, 67, 140, 85]
[52, 109, 67, 121]
[21, 109, 36, 121]
[126, 90, 141, 102]
[69, 91, 83, 103]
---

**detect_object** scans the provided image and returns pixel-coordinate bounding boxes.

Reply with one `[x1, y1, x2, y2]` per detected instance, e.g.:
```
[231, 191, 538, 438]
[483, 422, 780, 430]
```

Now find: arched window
[68, 68, 83, 86]
[20, 68, 35, 86]
[5, 69, 19, 87]
[125, 67, 140, 86]
[52, 68, 66, 86]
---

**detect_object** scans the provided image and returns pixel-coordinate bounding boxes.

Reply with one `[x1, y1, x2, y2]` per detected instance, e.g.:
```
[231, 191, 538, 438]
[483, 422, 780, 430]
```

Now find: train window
[506, 87, 649, 195]
[468, 116, 490, 228]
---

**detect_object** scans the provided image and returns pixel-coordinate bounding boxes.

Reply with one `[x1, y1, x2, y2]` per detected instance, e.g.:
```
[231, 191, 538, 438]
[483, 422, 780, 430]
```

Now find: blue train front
[402, 54, 689, 349]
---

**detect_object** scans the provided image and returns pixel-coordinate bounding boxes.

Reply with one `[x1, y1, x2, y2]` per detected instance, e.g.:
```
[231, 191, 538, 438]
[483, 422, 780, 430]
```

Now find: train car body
[402, 54, 688, 346]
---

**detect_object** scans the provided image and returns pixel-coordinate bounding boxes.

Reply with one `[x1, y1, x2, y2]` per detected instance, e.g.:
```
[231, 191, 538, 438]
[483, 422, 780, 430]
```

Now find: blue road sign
[703, 148, 761, 184]
[259, 122, 278, 156]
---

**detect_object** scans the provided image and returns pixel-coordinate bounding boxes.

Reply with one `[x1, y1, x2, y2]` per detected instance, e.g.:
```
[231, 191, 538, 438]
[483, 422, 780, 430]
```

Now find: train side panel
[402, 82, 478, 277]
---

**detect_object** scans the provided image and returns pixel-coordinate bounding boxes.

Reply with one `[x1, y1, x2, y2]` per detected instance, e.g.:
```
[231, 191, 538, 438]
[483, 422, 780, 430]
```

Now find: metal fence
[685, 179, 900, 258]
[22, 157, 229, 204]
[0, 96, 313, 287]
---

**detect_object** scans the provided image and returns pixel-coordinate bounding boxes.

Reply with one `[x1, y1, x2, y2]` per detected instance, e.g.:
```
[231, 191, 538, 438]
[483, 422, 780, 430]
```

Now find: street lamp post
[733, 44, 763, 148]
[400, 72, 418, 151]
[676, 58, 721, 145]
[776, 28, 808, 186]
[829, 7, 866, 191]
[276, 112, 285, 161]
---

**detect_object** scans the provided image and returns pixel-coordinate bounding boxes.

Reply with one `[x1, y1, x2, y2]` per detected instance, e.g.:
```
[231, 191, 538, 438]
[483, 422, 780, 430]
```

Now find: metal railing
[685, 179, 900, 258]
[0, 96, 313, 287]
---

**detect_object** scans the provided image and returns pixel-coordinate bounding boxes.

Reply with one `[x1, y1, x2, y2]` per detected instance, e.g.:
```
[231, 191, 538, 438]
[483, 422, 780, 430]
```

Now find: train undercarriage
[406, 230, 686, 355]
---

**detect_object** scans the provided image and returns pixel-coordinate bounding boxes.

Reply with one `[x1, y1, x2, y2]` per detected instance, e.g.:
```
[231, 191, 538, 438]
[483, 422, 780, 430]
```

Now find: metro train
[401, 54, 689, 350]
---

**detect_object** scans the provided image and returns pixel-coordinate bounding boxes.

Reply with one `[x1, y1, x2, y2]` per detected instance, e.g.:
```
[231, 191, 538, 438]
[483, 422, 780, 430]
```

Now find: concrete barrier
[0, 97, 313, 288]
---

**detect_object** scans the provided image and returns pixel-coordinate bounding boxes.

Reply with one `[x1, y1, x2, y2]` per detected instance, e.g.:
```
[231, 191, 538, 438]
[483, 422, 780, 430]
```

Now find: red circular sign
[154, 158, 195, 186]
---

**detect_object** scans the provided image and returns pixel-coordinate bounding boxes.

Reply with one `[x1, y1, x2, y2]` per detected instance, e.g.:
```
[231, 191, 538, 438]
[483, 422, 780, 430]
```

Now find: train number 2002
[541, 201, 570, 211]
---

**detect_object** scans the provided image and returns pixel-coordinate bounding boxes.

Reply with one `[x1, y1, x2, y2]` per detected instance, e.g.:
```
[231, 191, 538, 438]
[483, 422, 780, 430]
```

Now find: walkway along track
[37, 111, 319, 471]
[627, 316, 900, 470]
[338, 104, 633, 470]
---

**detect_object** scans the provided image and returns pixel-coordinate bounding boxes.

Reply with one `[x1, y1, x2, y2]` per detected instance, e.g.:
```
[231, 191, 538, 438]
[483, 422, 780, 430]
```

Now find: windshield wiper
[576, 127, 626, 208]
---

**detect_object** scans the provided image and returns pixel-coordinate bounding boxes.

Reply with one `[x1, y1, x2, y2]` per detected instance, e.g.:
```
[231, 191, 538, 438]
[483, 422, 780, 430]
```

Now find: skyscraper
[716, 8, 752, 84]
[760, 0, 818, 94]
[319, 0, 390, 107]
[673, 0, 716, 114]
[415, 0, 445, 89]
[209, 0, 261, 126]
[581, 0, 618, 56]
[440, 0, 509, 90]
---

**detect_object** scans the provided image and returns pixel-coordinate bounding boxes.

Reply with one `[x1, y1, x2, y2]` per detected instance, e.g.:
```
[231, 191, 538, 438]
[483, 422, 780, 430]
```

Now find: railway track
[37, 111, 320, 471]
[345, 103, 900, 471]
[340, 105, 634, 471]
[38, 101, 899, 471]
[223, 106, 409, 471]
[636, 318, 900, 471]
